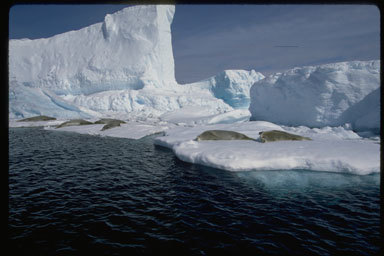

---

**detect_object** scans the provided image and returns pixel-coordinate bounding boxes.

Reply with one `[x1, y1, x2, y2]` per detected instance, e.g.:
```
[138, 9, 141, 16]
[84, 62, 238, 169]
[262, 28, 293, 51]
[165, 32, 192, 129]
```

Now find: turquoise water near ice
[9, 127, 380, 255]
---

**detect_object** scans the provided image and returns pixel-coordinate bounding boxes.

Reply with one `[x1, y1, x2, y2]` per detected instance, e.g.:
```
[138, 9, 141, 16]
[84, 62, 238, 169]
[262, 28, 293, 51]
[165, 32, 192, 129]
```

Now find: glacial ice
[10, 5, 176, 95]
[249, 60, 380, 132]
[8, 5, 380, 175]
[9, 5, 263, 119]
[189, 69, 265, 108]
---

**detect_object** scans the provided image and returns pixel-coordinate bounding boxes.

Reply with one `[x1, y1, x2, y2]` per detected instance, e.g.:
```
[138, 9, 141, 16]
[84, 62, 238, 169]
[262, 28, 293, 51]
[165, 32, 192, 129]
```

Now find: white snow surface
[154, 121, 380, 175]
[249, 60, 380, 132]
[9, 108, 252, 139]
[10, 109, 380, 175]
[44, 121, 171, 140]
[8, 5, 381, 175]
[10, 5, 176, 94]
[9, 119, 64, 128]
[159, 107, 251, 126]
[9, 5, 263, 119]
[10, 117, 171, 139]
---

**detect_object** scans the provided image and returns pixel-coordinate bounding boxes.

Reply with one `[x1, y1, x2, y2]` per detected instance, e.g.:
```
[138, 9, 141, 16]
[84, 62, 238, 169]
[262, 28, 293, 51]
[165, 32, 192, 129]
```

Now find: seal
[56, 119, 93, 129]
[195, 130, 255, 141]
[18, 115, 56, 122]
[94, 118, 126, 131]
[259, 130, 311, 143]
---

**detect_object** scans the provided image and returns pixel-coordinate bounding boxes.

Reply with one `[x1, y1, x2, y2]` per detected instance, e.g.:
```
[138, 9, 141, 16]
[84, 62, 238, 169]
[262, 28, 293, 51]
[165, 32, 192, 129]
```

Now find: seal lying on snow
[259, 130, 311, 143]
[195, 129, 311, 143]
[94, 118, 126, 131]
[18, 115, 56, 122]
[195, 130, 255, 141]
[56, 119, 93, 129]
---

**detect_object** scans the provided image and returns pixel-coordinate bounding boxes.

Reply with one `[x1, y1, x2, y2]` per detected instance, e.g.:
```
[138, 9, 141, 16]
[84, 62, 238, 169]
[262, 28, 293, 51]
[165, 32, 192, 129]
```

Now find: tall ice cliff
[9, 5, 263, 119]
[10, 5, 176, 95]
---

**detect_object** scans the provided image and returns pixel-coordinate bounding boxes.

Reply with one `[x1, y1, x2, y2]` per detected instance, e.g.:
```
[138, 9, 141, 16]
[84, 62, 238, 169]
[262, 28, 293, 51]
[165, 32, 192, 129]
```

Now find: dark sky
[9, 4, 380, 83]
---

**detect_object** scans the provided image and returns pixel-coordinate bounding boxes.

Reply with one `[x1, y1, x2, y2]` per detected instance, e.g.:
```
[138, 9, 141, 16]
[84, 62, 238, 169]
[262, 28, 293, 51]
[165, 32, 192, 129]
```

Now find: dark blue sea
[9, 127, 380, 255]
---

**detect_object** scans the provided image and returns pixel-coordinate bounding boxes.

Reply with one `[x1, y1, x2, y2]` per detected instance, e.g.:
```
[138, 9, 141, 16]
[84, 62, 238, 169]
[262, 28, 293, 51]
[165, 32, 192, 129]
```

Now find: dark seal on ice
[259, 130, 311, 143]
[195, 130, 255, 141]
[18, 115, 56, 122]
[56, 119, 93, 129]
[94, 118, 126, 131]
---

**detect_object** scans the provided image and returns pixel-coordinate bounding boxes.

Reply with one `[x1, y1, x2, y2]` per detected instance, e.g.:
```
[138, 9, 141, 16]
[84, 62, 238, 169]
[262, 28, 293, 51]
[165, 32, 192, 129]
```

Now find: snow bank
[59, 86, 233, 119]
[249, 60, 380, 132]
[159, 107, 251, 126]
[154, 121, 380, 175]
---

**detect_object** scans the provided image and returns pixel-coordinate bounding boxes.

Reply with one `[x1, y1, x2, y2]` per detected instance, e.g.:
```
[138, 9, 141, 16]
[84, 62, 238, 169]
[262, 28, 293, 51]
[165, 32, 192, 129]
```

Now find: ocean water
[9, 127, 380, 255]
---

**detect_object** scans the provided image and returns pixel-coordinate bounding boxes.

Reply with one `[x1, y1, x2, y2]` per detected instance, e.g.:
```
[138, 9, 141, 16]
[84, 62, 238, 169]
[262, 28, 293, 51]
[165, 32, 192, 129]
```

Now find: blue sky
[9, 4, 380, 83]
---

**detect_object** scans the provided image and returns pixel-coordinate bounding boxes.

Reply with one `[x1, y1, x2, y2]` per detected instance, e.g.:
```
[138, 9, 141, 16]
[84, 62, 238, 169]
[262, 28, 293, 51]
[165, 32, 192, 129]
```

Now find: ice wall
[209, 70, 264, 108]
[183, 69, 265, 108]
[9, 5, 262, 119]
[9, 5, 176, 96]
[249, 60, 380, 132]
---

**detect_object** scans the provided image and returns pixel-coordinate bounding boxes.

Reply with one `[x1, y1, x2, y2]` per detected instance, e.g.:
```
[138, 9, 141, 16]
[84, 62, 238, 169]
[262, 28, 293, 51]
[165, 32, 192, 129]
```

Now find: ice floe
[154, 121, 380, 175]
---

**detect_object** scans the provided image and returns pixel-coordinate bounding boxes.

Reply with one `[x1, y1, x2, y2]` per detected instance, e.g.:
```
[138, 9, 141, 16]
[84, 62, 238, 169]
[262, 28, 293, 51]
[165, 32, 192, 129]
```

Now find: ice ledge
[154, 121, 380, 175]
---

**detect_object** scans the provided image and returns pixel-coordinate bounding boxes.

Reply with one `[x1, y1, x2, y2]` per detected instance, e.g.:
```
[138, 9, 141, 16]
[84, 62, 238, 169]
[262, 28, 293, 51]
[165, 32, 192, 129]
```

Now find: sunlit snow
[9, 5, 380, 175]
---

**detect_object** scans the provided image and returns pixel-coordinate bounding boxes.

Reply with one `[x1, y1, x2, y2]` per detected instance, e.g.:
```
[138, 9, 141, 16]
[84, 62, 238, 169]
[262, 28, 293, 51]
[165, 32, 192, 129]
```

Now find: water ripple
[9, 127, 380, 255]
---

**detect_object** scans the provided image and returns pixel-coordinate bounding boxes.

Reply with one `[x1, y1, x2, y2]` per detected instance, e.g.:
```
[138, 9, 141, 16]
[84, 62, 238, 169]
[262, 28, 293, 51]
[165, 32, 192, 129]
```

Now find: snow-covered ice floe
[10, 116, 163, 139]
[10, 111, 380, 175]
[44, 121, 171, 140]
[154, 121, 380, 175]
[9, 108, 252, 139]
[9, 119, 64, 128]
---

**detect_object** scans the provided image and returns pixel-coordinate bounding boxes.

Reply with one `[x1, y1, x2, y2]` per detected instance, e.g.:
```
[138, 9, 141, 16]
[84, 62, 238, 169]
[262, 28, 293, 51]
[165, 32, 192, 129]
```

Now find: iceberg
[339, 87, 380, 134]
[9, 5, 263, 119]
[9, 5, 380, 176]
[249, 60, 380, 133]
[9, 5, 176, 95]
